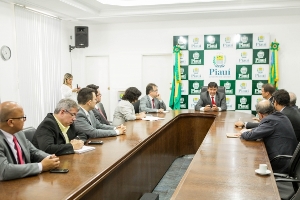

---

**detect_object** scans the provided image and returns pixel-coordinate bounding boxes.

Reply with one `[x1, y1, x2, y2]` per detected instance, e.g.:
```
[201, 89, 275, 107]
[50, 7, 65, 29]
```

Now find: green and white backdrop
[173, 33, 270, 115]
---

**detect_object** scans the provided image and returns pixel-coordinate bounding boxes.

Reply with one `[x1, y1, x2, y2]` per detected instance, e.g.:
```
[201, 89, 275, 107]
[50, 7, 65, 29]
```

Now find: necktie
[13, 136, 24, 164]
[98, 108, 109, 124]
[152, 99, 155, 109]
[87, 114, 92, 126]
[211, 96, 216, 105]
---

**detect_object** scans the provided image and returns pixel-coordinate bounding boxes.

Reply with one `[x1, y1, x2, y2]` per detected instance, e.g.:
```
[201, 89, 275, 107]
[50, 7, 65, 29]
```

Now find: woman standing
[112, 87, 146, 126]
[61, 73, 80, 101]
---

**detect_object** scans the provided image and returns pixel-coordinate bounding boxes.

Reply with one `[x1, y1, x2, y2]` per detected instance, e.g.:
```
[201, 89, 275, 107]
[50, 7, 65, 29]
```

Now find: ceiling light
[97, 0, 233, 6]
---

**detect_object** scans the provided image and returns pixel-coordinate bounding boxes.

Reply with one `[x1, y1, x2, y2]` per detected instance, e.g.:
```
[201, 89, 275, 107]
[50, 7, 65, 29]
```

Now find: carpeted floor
[152, 154, 194, 200]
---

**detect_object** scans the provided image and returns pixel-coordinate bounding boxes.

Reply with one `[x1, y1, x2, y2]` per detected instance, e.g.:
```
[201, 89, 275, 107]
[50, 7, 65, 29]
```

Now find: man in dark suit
[139, 83, 167, 113]
[235, 83, 275, 128]
[0, 101, 60, 181]
[289, 92, 300, 112]
[86, 84, 110, 125]
[74, 88, 126, 138]
[32, 99, 86, 156]
[236, 100, 297, 173]
[195, 82, 227, 111]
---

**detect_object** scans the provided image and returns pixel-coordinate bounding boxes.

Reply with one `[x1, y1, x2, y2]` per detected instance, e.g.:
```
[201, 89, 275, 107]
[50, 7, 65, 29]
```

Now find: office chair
[201, 86, 225, 94]
[272, 142, 300, 200]
[132, 100, 140, 114]
[23, 127, 36, 142]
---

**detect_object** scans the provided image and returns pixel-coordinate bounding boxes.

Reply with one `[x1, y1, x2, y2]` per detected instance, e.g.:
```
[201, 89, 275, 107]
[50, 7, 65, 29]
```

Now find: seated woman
[112, 87, 146, 126]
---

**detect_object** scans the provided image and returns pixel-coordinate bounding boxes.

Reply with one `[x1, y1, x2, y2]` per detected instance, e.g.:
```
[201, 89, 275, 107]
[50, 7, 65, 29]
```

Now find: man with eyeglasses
[139, 83, 167, 113]
[74, 88, 126, 138]
[86, 84, 110, 125]
[0, 101, 60, 181]
[32, 98, 87, 156]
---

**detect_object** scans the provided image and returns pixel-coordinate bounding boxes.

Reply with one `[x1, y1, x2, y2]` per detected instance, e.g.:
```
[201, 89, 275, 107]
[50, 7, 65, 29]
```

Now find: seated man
[289, 92, 300, 112]
[195, 82, 227, 111]
[235, 83, 275, 128]
[236, 100, 297, 173]
[32, 98, 86, 156]
[86, 84, 110, 125]
[74, 88, 126, 138]
[139, 83, 166, 113]
[0, 101, 60, 181]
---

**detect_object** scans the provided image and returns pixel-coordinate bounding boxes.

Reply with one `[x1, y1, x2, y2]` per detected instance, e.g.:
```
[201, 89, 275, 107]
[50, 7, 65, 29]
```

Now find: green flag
[269, 41, 279, 88]
[169, 45, 182, 110]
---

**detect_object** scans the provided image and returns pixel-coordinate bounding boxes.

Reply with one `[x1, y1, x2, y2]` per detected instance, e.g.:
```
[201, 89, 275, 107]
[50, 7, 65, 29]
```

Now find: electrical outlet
[70, 36, 72, 39]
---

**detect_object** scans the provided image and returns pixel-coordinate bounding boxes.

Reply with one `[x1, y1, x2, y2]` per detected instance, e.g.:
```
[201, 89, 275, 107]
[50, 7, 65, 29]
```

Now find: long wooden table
[0, 110, 280, 199]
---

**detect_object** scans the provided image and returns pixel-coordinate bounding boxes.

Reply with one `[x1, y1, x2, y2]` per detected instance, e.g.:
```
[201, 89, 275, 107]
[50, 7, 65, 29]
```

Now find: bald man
[0, 101, 60, 181]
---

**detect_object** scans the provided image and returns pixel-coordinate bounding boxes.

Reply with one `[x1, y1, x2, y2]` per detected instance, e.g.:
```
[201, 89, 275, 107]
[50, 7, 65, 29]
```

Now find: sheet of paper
[74, 145, 96, 154]
[226, 133, 239, 138]
[142, 116, 165, 121]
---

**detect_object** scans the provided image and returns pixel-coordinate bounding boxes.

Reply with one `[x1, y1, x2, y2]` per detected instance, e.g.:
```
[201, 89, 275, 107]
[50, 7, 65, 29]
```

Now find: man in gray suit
[86, 84, 110, 125]
[74, 88, 126, 138]
[139, 83, 167, 113]
[0, 101, 60, 181]
[236, 100, 297, 173]
[195, 82, 227, 111]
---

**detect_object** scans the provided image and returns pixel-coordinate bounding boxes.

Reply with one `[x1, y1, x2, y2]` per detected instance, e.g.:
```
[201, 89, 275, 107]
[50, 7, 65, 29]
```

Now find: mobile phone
[88, 140, 103, 145]
[76, 84, 79, 89]
[50, 169, 69, 173]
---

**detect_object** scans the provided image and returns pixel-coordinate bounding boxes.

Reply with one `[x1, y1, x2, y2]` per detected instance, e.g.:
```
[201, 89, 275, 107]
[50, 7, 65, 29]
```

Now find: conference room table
[0, 110, 280, 199]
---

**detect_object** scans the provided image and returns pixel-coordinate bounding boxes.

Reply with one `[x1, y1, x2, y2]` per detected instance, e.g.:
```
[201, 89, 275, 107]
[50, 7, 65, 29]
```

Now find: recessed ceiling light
[97, 0, 233, 6]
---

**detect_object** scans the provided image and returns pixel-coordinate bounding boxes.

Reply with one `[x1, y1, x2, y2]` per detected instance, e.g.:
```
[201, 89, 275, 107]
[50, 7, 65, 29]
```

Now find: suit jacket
[139, 95, 166, 113]
[0, 130, 49, 181]
[241, 111, 297, 173]
[92, 103, 110, 125]
[195, 91, 227, 111]
[74, 107, 117, 138]
[112, 100, 136, 126]
[32, 113, 87, 156]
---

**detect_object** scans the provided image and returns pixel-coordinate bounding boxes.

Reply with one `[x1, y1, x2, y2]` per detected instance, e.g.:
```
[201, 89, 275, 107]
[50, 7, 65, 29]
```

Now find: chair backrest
[201, 86, 225, 94]
[287, 142, 300, 192]
[132, 100, 140, 114]
[23, 127, 36, 142]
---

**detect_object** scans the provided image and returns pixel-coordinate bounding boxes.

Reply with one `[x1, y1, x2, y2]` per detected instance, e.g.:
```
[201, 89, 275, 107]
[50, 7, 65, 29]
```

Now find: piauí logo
[241, 52, 247, 58]
[193, 52, 200, 59]
[178, 37, 185, 45]
[180, 68, 184, 74]
[257, 81, 263, 89]
[257, 51, 265, 59]
[258, 35, 264, 42]
[193, 37, 199, 44]
[225, 36, 231, 43]
[213, 53, 226, 68]
[193, 82, 200, 89]
[240, 66, 248, 74]
[226, 97, 230, 104]
[257, 67, 264, 73]
[193, 67, 199, 74]
[240, 97, 247, 104]
[257, 97, 263, 103]
[224, 82, 231, 89]
[193, 97, 199, 103]
[241, 35, 248, 44]
[208, 36, 216, 44]
[240, 82, 247, 89]
[180, 98, 184, 104]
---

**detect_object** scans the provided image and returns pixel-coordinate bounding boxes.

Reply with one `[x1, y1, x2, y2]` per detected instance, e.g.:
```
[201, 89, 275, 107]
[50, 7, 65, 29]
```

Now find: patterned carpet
[152, 155, 194, 200]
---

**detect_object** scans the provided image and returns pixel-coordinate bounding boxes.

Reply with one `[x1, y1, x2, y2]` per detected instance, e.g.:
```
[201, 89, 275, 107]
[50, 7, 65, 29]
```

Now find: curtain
[14, 6, 61, 128]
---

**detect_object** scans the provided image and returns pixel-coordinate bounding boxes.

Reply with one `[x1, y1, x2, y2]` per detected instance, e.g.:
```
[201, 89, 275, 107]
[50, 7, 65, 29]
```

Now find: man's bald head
[0, 101, 25, 134]
[256, 100, 274, 115]
[0, 101, 22, 122]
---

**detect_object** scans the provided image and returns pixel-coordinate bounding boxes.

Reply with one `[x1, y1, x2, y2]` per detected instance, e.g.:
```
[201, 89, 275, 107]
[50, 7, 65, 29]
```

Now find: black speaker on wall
[75, 26, 88, 48]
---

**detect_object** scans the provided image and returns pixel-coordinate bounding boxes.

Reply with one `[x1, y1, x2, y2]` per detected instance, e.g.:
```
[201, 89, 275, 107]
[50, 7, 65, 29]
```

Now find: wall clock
[1, 46, 11, 61]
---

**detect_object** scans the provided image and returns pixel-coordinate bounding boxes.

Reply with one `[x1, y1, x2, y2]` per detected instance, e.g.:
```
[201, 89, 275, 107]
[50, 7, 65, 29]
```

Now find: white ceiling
[2, 0, 300, 24]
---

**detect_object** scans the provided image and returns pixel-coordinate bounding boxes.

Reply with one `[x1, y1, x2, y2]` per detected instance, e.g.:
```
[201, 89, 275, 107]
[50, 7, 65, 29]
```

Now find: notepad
[142, 116, 165, 121]
[226, 133, 239, 138]
[74, 145, 95, 154]
[163, 111, 170, 113]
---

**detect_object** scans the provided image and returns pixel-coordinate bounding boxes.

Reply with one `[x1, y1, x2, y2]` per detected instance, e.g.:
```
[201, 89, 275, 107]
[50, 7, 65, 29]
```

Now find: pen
[76, 136, 81, 140]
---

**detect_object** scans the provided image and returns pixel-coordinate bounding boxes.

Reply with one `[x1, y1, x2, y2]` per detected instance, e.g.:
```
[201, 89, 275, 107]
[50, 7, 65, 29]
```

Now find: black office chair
[201, 86, 225, 94]
[132, 100, 140, 114]
[23, 127, 36, 142]
[272, 142, 300, 200]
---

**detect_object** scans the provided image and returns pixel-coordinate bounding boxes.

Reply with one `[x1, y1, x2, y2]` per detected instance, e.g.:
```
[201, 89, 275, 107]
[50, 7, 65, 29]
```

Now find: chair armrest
[276, 178, 300, 183]
[274, 173, 289, 178]
[270, 155, 292, 162]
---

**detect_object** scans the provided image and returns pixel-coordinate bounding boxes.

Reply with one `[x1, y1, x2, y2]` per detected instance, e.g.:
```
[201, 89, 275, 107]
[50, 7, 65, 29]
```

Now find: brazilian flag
[269, 41, 279, 88]
[169, 45, 182, 110]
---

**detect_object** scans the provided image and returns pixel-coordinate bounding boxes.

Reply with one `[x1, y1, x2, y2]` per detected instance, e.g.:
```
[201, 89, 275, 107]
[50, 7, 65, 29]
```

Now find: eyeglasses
[6, 115, 26, 122]
[64, 110, 76, 117]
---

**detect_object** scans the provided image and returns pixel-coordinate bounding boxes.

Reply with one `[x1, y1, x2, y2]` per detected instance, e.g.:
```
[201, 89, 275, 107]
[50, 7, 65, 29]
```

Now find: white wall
[0, 2, 19, 102]
[61, 14, 300, 116]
